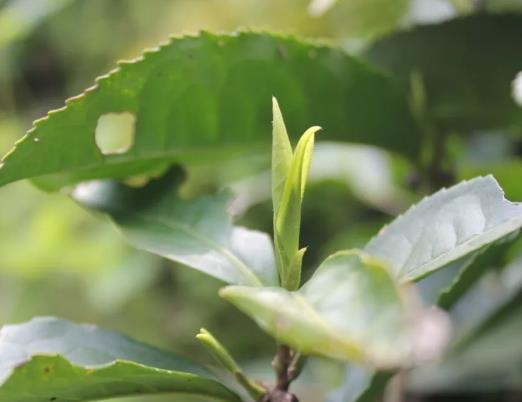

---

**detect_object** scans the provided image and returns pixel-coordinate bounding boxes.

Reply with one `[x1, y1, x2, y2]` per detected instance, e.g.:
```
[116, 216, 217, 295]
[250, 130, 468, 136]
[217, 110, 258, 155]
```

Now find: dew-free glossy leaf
[364, 14, 522, 131]
[221, 250, 416, 367]
[0, 317, 240, 402]
[0, 32, 419, 190]
[74, 169, 278, 287]
[365, 176, 522, 282]
[271, 97, 293, 215]
[275, 126, 319, 290]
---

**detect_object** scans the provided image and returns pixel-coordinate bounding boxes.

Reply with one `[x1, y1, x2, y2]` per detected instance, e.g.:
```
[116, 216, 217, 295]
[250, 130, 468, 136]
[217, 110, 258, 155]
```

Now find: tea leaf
[221, 250, 419, 367]
[74, 169, 278, 286]
[0, 32, 419, 191]
[365, 176, 522, 282]
[0, 317, 240, 402]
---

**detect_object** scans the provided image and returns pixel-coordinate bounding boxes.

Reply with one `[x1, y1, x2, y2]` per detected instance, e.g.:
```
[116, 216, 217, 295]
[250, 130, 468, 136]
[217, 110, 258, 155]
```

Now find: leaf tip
[271, 97, 285, 127]
[196, 328, 210, 340]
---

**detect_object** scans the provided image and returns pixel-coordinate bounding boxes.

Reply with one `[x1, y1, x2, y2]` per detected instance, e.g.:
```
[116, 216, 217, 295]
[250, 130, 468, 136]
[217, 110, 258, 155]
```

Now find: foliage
[0, 317, 240, 402]
[0, 1, 521, 402]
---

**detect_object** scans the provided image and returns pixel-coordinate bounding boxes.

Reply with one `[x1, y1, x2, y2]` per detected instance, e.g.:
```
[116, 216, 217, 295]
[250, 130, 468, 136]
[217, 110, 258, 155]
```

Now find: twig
[259, 345, 302, 402]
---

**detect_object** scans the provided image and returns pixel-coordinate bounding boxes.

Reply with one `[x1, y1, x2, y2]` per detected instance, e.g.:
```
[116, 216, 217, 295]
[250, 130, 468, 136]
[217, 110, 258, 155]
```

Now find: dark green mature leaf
[73, 169, 278, 286]
[364, 14, 522, 132]
[221, 250, 421, 368]
[365, 176, 522, 282]
[0, 32, 419, 190]
[0, 317, 241, 402]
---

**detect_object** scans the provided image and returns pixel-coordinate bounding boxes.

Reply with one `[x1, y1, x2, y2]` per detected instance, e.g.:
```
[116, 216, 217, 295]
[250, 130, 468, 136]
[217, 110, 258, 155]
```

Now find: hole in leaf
[95, 112, 135, 155]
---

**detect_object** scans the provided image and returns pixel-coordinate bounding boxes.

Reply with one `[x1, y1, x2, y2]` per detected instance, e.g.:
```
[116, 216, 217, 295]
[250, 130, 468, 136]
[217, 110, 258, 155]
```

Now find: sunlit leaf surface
[365, 176, 522, 282]
[0, 32, 419, 191]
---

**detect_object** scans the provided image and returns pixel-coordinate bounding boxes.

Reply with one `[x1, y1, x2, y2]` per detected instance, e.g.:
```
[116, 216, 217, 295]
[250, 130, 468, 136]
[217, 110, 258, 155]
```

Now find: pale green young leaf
[0, 317, 241, 402]
[74, 169, 278, 287]
[275, 126, 319, 289]
[293, 126, 319, 199]
[286, 247, 308, 291]
[365, 176, 522, 282]
[196, 329, 241, 375]
[271, 97, 293, 215]
[196, 329, 265, 400]
[221, 250, 421, 368]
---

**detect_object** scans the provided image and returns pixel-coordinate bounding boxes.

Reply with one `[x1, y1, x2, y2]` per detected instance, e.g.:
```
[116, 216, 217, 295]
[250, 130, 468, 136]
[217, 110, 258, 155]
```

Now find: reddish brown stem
[259, 346, 300, 402]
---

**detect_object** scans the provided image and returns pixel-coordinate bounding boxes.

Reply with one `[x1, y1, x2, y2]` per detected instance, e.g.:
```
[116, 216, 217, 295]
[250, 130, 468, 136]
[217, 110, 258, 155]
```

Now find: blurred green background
[0, 1, 521, 401]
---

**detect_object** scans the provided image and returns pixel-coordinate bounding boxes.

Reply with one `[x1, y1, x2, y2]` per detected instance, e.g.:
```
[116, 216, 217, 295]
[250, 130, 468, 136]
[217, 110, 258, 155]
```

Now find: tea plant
[0, 18, 521, 402]
[0, 91, 521, 401]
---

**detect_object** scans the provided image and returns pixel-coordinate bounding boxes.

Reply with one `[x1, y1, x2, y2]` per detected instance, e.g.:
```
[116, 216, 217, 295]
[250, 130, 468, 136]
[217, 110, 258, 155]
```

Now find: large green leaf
[364, 14, 522, 132]
[73, 169, 278, 287]
[0, 317, 240, 402]
[0, 32, 419, 190]
[334, 280, 522, 401]
[221, 250, 420, 368]
[365, 176, 522, 282]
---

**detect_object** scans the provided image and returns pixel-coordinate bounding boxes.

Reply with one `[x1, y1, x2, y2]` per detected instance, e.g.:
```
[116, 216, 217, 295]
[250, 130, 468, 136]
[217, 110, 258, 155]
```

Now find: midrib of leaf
[122, 213, 264, 287]
[31, 144, 267, 188]
[399, 215, 522, 281]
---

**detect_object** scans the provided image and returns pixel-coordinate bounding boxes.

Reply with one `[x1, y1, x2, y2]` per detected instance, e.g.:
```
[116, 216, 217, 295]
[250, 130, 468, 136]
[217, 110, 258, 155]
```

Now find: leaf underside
[0, 32, 418, 191]
[365, 175, 522, 282]
[73, 168, 278, 287]
[0, 317, 240, 402]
